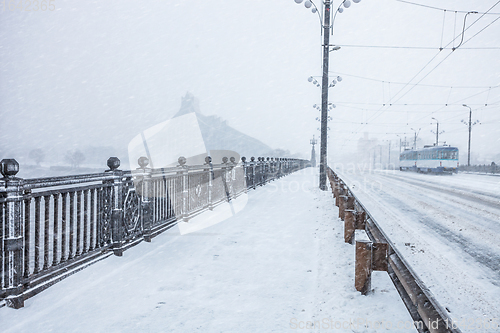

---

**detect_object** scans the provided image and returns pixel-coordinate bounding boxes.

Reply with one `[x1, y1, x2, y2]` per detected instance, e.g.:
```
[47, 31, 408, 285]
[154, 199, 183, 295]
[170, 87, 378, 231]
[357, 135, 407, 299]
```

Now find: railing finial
[107, 157, 121, 171]
[0, 158, 20, 178]
[138, 156, 149, 169]
[178, 156, 187, 166]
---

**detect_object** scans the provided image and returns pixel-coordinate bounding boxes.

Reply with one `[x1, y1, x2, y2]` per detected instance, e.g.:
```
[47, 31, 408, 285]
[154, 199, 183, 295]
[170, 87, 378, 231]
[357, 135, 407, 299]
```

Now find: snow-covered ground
[335, 168, 500, 332]
[0, 168, 416, 333]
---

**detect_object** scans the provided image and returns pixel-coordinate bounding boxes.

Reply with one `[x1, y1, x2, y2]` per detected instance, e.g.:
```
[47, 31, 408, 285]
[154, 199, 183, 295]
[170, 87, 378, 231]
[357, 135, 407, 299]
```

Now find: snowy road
[335, 168, 500, 332]
[0, 168, 415, 333]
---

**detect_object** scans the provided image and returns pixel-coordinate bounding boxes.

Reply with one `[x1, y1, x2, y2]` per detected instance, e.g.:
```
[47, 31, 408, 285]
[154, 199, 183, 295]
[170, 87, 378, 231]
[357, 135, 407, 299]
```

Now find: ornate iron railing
[0, 155, 307, 308]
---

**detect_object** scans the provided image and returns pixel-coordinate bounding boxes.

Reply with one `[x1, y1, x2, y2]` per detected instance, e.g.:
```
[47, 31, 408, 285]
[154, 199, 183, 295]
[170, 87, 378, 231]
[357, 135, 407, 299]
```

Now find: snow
[335, 168, 500, 332]
[0, 168, 415, 332]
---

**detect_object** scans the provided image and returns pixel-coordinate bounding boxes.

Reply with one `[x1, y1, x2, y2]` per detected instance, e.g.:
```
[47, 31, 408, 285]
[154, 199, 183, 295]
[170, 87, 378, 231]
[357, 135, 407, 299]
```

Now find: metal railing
[327, 167, 461, 333]
[0, 155, 308, 308]
[458, 163, 499, 174]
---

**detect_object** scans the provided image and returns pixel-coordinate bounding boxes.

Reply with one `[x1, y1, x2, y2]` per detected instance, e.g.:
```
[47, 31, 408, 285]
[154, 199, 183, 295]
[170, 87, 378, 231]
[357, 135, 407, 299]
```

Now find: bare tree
[65, 150, 86, 168]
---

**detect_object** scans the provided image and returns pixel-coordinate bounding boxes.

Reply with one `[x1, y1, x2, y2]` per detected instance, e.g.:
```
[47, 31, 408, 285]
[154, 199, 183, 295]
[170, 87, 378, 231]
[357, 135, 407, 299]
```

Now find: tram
[399, 145, 459, 173]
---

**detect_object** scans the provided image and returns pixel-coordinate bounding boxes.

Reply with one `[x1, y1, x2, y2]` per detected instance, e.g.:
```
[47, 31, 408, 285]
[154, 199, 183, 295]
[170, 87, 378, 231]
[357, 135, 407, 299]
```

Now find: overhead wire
[328, 71, 500, 88]
[338, 1, 500, 148]
[395, 0, 500, 15]
[335, 44, 500, 50]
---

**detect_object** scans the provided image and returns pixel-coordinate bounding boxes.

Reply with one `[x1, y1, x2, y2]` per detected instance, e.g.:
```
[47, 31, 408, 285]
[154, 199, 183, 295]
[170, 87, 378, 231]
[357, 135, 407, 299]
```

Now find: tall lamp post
[294, 0, 362, 190]
[462, 104, 480, 167]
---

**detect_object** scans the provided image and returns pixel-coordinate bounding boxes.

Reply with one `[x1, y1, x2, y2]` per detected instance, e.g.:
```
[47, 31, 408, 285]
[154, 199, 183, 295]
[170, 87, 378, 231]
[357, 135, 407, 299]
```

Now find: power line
[335, 1, 500, 150]
[411, 88, 500, 123]
[395, 0, 500, 15]
[329, 71, 500, 89]
[336, 44, 500, 50]
[334, 104, 500, 113]
[335, 102, 499, 108]
[355, 1, 500, 127]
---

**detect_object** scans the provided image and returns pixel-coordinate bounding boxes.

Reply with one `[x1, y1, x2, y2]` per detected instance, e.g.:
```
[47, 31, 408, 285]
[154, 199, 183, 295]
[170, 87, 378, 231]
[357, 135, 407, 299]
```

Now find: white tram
[399, 145, 459, 173]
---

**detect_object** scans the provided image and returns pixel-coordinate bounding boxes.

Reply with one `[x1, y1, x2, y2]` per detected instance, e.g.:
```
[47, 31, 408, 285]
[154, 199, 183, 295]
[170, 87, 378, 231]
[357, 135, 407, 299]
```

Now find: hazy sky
[1, 0, 499, 168]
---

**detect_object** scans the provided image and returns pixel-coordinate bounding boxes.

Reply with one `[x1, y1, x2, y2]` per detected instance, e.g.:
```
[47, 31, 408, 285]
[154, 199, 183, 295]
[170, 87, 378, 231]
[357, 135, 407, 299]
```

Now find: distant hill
[174, 92, 273, 159]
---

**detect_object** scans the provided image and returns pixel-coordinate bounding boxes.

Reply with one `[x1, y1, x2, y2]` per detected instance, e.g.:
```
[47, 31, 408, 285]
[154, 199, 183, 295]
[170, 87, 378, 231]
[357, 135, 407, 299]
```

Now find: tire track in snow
[370, 185, 500, 282]
[378, 172, 500, 210]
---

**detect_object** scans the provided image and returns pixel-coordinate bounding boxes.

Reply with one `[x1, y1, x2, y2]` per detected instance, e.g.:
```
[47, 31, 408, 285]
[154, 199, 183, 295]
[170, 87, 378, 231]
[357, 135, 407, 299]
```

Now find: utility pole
[431, 118, 444, 146]
[388, 141, 391, 166]
[462, 104, 479, 167]
[468, 109, 471, 166]
[410, 127, 420, 150]
[319, 0, 331, 190]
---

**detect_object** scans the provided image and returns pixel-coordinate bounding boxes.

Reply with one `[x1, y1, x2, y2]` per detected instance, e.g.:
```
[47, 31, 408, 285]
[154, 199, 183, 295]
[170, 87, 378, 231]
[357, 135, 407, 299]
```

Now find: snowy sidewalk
[0, 168, 414, 332]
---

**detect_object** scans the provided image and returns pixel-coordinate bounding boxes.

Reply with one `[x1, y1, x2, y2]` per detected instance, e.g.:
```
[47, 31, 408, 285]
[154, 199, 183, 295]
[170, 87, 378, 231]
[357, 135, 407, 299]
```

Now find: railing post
[355, 211, 366, 230]
[250, 157, 256, 189]
[137, 157, 153, 242]
[205, 156, 214, 210]
[256, 157, 261, 186]
[269, 158, 274, 180]
[179, 157, 189, 222]
[339, 195, 346, 220]
[106, 157, 126, 256]
[241, 157, 248, 189]
[344, 209, 355, 244]
[334, 183, 339, 206]
[221, 157, 231, 202]
[229, 157, 237, 198]
[355, 239, 373, 295]
[1, 159, 25, 309]
[265, 157, 270, 184]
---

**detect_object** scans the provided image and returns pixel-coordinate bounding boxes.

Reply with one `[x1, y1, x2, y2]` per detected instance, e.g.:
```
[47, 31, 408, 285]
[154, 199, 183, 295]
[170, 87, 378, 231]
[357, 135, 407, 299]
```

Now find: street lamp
[294, 0, 362, 190]
[462, 104, 480, 167]
[431, 117, 444, 146]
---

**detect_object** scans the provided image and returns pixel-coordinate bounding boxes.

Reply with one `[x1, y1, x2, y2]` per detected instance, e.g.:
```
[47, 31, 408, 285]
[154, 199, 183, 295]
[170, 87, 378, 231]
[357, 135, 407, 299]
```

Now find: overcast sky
[1, 0, 499, 169]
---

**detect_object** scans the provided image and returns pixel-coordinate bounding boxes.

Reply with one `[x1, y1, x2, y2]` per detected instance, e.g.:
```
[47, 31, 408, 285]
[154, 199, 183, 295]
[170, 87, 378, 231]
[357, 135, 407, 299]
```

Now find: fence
[458, 163, 499, 174]
[0, 155, 308, 309]
[327, 167, 461, 333]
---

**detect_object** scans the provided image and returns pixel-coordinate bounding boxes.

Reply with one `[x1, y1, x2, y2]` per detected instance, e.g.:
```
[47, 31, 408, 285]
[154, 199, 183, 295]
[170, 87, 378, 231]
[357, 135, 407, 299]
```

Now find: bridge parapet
[0, 156, 308, 309]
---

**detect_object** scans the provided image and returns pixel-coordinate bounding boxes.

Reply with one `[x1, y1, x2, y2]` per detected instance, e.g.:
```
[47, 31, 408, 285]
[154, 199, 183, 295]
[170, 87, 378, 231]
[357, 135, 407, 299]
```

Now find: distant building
[357, 132, 378, 165]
